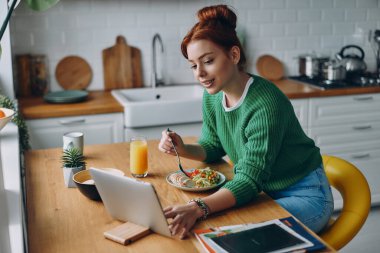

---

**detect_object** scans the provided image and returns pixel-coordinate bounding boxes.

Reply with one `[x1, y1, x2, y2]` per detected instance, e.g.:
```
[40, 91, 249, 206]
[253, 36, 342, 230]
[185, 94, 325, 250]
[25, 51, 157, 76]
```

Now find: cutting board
[55, 56, 92, 90]
[103, 36, 143, 90]
[256, 55, 285, 81]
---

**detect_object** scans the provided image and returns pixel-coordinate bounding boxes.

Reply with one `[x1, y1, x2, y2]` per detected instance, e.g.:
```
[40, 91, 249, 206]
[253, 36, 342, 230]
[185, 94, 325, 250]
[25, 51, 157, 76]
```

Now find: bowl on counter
[73, 168, 124, 201]
[0, 108, 15, 131]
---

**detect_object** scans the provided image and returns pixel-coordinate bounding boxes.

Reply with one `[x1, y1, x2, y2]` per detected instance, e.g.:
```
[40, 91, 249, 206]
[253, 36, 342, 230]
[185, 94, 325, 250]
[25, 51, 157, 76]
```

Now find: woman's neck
[223, 72, 251, 108]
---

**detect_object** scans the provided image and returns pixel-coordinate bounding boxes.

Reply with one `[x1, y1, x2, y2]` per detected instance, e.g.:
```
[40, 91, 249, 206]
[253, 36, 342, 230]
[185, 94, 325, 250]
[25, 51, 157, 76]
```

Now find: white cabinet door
[290, 98, 309, 130]
[309, 93, 380, 127]
[309, 120, 380, 154]
[124, 122, 202, 141]
[327, 148, 380, 207]
[27, 113, 124, 149]
[309, 94, 380, 208]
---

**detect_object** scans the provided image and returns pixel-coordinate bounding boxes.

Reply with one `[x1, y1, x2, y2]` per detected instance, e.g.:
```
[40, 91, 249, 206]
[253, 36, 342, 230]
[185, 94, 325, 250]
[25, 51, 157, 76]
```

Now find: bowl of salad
[166, 167, 226, 192]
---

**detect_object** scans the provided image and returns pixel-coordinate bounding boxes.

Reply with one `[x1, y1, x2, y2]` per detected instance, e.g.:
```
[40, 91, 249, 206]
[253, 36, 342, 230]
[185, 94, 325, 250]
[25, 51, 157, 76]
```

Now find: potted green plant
[61, 147, 86, 188]
[0, 93, 30, 153]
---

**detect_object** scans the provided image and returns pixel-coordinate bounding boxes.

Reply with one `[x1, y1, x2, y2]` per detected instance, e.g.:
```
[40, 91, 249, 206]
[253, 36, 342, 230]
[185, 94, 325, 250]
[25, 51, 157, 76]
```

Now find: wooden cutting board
[55, 56, 92, 90]
[103, 36, 143, 90]
[256, 54, 285, 81]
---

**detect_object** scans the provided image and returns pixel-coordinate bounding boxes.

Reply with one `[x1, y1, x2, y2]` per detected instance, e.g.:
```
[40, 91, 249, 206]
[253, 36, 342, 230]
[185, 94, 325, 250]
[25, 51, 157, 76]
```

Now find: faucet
[152, 33, 165, 88]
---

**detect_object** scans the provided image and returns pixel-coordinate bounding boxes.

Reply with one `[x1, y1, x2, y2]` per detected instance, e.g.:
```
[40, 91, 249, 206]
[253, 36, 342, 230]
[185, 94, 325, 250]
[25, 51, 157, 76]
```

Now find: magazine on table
[193, 216, 326, 253]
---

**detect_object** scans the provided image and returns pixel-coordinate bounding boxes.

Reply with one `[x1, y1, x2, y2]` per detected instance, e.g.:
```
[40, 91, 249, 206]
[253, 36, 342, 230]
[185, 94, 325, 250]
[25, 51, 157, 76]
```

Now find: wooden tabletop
[25, 138, 335, 253]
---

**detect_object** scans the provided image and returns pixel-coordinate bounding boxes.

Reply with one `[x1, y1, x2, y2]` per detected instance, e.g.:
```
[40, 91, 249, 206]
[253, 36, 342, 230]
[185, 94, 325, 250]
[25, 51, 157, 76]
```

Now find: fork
[167, 128, 192, 178]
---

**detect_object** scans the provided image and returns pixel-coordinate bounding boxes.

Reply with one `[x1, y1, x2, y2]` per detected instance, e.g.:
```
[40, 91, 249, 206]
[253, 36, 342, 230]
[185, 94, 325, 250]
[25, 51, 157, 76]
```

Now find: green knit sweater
[198, 75, 322, 206]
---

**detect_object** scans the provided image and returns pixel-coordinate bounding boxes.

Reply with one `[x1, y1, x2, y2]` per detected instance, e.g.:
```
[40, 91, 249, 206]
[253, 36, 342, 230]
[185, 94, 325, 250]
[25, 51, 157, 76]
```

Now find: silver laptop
[89, 167, 171, 237]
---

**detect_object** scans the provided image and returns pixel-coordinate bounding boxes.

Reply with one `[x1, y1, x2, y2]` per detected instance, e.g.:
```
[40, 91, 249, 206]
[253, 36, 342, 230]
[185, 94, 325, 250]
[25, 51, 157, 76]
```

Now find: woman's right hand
[158, 129, 186, 156]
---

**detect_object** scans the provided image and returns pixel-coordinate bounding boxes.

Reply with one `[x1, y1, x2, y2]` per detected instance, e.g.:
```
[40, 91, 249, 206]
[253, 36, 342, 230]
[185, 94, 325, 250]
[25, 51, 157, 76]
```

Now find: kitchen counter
[18, 80, 380, 120]
[272, 79, 380, 99]
[25, 138, 334, 253]
[19, 90, 123, 120]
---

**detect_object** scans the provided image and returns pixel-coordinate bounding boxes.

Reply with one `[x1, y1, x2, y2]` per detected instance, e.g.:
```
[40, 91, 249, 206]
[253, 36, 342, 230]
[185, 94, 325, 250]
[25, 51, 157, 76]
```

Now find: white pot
[63, 166, 84, 188]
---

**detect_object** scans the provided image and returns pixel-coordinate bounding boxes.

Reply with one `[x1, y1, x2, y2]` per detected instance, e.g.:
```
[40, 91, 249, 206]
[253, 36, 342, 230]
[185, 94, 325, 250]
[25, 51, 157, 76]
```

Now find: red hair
[181, 5, 246, 71]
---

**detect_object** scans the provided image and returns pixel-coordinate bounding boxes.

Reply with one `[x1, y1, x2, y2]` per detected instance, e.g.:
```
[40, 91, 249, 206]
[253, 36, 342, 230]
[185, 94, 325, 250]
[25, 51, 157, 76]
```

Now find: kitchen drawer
[309, 93, 380, 127]
[309, 120, 380, 153]
[124, 122, 202, 141]
[326, 148, 380, 207]
[290, 98, 308, 129]
[27, 113, 124, 149]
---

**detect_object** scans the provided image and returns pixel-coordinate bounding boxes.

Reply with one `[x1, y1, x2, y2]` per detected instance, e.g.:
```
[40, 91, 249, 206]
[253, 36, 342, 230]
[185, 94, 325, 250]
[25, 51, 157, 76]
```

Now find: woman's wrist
[183, 144, 207, 161]
[187, 201, 204, 220]
[188, 198, 210, 221]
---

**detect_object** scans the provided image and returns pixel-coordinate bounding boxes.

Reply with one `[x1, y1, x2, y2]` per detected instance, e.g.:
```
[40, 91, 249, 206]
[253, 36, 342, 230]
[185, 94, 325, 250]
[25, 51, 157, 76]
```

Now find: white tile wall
[9, 0, 380, 92]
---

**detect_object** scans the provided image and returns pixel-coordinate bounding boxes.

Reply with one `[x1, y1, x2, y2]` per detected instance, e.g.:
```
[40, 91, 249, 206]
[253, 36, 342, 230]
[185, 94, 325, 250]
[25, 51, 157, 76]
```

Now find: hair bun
[197, 5, 237, 30]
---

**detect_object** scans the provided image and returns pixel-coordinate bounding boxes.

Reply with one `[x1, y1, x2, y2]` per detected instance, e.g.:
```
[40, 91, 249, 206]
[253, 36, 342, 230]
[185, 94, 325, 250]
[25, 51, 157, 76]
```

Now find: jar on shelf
[30, 55, 49, 96]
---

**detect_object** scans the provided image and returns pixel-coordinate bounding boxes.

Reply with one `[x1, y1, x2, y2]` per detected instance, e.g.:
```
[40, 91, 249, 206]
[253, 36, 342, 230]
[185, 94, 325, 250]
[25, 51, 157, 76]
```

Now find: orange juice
[130, 137, 148, 177]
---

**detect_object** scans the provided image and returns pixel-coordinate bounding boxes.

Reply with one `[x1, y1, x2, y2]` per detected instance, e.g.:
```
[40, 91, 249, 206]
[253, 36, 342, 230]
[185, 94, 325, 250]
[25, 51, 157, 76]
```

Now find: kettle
[335, 45, 367, 74]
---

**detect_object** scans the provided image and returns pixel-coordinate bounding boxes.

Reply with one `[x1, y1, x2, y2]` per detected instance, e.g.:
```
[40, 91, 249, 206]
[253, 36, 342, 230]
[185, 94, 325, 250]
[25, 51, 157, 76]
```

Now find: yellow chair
[319, 155, 371, 250]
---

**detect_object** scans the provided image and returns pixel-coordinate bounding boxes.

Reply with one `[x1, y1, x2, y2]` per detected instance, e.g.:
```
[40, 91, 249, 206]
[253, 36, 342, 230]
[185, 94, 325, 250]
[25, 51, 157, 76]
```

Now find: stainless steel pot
[298, 55, 317, 77]
[298, 55, 329, 78]
[322, 60, 346, 81]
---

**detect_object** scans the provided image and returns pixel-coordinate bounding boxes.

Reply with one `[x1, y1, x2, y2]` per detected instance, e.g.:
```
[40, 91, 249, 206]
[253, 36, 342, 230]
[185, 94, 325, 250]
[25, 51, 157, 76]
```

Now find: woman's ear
[229, 46, 241, 65]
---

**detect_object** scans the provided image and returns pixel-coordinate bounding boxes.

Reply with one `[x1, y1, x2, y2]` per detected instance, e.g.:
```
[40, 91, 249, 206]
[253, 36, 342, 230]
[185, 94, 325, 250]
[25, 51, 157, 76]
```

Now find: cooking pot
[335, 45, 367, 74]
[322, 60, 346, 81]
[298, 55, 329, 78]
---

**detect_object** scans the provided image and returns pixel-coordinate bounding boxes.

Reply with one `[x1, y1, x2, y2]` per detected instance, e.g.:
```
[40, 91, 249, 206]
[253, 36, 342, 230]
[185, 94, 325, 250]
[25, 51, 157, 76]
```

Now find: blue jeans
[266, 165, 334, 233]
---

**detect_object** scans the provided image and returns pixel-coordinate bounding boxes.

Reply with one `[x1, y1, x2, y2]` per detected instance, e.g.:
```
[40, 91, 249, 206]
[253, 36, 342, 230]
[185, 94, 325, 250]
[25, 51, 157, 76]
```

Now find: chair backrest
[319, 155, 371, 250]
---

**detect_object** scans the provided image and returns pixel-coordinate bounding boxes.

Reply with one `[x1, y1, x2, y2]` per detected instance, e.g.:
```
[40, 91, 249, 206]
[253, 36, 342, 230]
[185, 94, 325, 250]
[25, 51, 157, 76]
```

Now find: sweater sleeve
[222, 100, 288, 206]
[198, 93, 226, 163]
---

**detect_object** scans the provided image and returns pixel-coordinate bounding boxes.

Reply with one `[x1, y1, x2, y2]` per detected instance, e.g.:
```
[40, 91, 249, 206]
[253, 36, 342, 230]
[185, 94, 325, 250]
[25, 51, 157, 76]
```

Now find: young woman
[158, 4, 334, 239]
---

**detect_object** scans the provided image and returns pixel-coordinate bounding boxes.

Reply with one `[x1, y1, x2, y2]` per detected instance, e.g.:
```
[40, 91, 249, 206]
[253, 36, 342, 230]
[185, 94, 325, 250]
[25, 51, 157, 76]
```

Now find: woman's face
[187, 39, 238, 95]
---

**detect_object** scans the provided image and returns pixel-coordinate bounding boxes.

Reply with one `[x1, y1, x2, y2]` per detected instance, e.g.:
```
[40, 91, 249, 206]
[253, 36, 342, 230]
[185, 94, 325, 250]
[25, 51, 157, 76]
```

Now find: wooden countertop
[273, 79, 380, 99]
[25, 138, 334, 253]
[18, 80, 380, 120]
[19, 90, 123, 119]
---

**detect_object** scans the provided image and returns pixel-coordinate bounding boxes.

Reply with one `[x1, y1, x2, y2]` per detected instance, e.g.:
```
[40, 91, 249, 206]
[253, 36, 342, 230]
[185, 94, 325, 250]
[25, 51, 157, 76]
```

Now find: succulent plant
[62, 147, 86, 168]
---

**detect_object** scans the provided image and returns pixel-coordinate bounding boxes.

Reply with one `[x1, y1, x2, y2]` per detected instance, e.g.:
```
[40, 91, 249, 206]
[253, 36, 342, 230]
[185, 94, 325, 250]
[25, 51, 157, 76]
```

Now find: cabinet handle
[350, 153, 370, 159]
[59, 118, 86, 125]
[352, 125, 372, 130]
[353, 96, 374, 101]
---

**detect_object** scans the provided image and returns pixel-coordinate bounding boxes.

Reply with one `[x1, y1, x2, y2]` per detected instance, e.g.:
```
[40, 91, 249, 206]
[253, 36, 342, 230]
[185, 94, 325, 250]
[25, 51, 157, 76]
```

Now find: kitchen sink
[111, 84, 204, 128]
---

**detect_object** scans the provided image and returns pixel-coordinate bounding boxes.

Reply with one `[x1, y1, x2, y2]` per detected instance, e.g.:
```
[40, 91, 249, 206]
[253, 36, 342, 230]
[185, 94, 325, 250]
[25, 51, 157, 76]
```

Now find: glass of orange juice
[130, 136, 148, 178]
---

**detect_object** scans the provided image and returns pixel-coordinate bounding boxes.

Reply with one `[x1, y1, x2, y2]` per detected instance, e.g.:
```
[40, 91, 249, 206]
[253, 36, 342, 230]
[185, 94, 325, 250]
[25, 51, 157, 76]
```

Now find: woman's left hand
[164, 202, 204, 239]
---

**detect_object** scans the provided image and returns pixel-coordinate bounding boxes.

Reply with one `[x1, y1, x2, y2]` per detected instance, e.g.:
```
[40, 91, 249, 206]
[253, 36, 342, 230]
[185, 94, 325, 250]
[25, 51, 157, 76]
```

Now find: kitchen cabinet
[124, 122, 202, 141]
[290, 98, 309, 130]
[307, 93, 380, 208]
[26, 113, 124, 149]
[0, 124, 23, 253]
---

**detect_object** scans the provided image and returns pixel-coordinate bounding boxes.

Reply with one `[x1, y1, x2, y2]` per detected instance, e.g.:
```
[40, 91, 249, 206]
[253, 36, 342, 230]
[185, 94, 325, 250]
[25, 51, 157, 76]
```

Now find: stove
[289, 75, 380, 90]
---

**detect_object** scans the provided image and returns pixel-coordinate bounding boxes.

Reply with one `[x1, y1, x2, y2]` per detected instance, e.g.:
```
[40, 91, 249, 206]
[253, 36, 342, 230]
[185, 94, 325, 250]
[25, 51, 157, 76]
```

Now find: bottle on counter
[30, 54, 49, 96]
[16, 54, 50, 97]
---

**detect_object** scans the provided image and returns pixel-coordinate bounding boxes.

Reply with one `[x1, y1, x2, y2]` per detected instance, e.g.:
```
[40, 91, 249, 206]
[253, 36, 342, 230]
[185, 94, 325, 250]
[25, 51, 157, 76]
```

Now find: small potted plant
[61, 147, 86, 188]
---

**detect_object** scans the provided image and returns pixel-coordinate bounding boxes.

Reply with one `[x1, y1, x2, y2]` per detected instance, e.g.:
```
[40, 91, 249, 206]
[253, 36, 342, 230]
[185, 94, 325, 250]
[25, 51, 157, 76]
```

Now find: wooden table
[25, 138, 334, 253]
